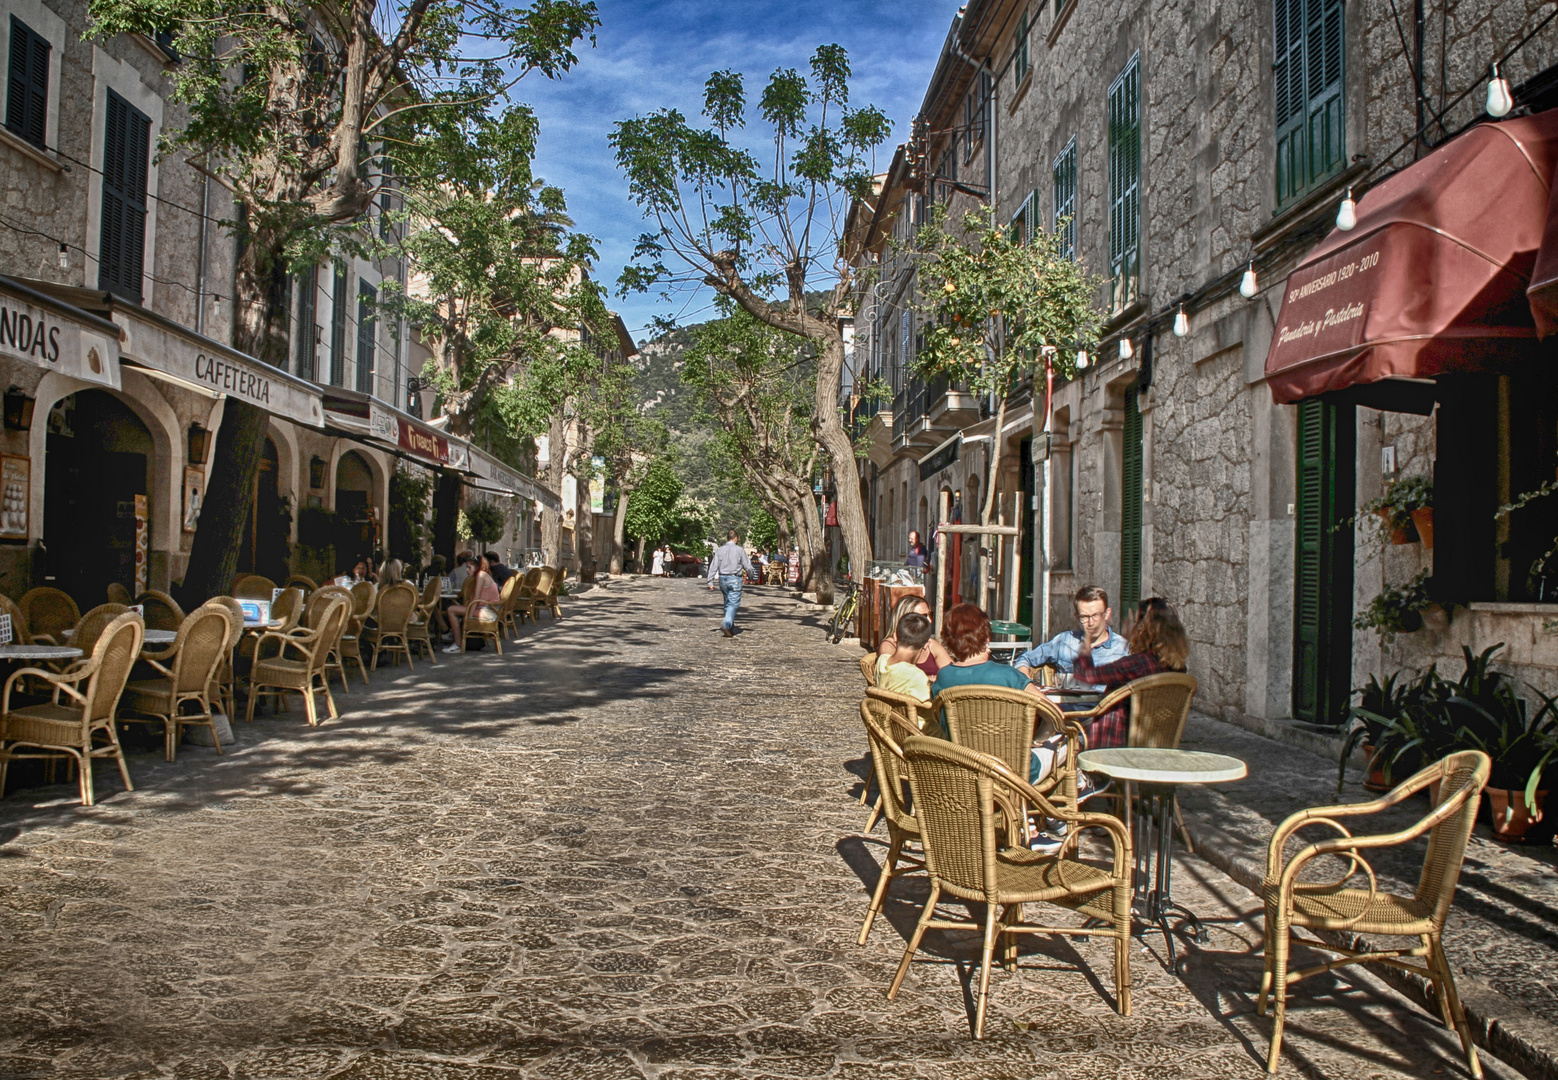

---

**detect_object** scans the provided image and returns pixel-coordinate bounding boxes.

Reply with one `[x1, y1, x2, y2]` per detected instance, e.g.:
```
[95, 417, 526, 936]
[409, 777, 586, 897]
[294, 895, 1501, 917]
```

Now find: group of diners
[873, 585, 1190, 851]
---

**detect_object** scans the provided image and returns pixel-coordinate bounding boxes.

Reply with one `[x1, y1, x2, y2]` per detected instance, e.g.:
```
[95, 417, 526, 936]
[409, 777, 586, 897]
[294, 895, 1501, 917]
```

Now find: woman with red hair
[1074, 596, 1190, 748]
[930, 603, 1035, 712]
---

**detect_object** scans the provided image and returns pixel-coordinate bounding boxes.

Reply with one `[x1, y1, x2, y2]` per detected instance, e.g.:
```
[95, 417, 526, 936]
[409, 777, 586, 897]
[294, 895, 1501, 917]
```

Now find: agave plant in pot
[1340, 670, 1418, 794]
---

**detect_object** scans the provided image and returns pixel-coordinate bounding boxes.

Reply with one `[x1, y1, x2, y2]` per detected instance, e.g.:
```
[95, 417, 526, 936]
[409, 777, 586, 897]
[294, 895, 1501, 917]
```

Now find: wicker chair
[509, 567, 542, 628]
[856, 696, 926, 946]
[405, 578, 441, 662]
[245, 595, 350, 726]
[205, 597, 244, 719]
[284, 574, 318, 595]
[121, 606, 233, 760]
[65, 604, 131, 660]
[860, 686, 931, 828]
[362, 582, 418, 670]
[233, 574, 278, 599]
[135, 590, 185, 632]
[461, 593, 504, 654]
[339, 581, 377, 685]
[308, 585, 354, 691]
[1258, 750, 1490, 1077]
[105, 582, 133, 606]
[0, 594, 30, 644]
[271, 587, 305, 632]
[19, 587, 80, 643]
[0, 612, 143, 806]
[892, 736, 1133, 1037]
[493, 575, 524, 640]
[859, 652, 877, 686]
[936, 684, 1086, 818]
[1076, 672, 1200, 848]
[545, 567, 565, 619]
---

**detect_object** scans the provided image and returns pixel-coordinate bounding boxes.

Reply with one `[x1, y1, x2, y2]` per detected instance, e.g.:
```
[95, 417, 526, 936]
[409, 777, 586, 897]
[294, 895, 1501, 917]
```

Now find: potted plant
[1354, 569, 1435, 643]
[1340, 671, 1414, 793]
[1361, 475, 1432, 545]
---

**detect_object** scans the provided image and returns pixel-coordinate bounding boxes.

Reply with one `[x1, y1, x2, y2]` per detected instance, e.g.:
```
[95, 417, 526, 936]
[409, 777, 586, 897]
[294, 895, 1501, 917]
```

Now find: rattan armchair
[19, 587, 80, 643]
[0, 612, 143, 806]
[509, 567, 543, 629]
[284, 574, 318, 594]
[545, 567, 565, 619]
[67, 604, 130, 656]
[245, 596, 350, 726]
[233, 574, 278, 599]
[0, 594, 30, 644]
[893, 736, 1133, 1037]
[362, 582, 418, 670]
[1074, 671, 1199, 848]
[460, 594, 504, 654]
[206, 597, 244, 719]
[271, 587, 305, 631]
[856, 696, 926, 946]
[859, 652, 877, 686]
[308, 585, 353, 691]
[1257, 750, 1490, 1077]
[135, 590, 185, 632]
[936, 684, 1085, 819]
[121, 605, 233, 760]
[105, 582, 132, 605]
[338, 581, 377, 684]
[495, 574, 525, 639]
[406, 577, 441, 662]
[860, 686, 931, 829]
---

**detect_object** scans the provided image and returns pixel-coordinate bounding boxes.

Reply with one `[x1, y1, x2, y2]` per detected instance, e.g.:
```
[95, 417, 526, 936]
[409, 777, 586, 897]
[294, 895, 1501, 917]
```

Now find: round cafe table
[0, 644, 83, 663]
[143, 629, 177, 646]
[1077, 747, 1247, 970]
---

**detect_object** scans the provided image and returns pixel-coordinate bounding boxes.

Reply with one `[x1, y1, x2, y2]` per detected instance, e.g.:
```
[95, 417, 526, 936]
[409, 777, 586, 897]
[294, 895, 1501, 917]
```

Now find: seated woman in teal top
[930, 602, 1039, 736]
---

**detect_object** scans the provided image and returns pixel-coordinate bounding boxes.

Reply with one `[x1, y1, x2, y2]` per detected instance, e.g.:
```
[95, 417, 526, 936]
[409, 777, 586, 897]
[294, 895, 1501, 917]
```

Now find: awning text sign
[1268, 245, 1381, 373]
[367, 401, 467, 469]
[0, 294, 120, 388]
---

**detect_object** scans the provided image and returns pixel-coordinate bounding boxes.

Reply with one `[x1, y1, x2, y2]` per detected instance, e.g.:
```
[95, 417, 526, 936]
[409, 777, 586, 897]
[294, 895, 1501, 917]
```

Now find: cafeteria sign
[0, 294, 120, 388]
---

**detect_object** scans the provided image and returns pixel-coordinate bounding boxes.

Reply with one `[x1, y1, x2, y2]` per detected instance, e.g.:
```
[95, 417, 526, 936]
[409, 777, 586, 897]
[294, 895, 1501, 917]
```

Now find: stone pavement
[1178, 713, 1558, 1080]
[0, 577, 1527, 1079]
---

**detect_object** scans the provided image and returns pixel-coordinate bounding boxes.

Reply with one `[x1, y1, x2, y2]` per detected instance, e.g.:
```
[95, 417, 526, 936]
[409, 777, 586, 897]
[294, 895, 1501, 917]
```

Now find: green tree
[89, 0, 598, 602]
[388, 464, 434, 566]
[610, 46, 890, 589]
[682, 307, 827, 595]
[912, 203, 1105, 529]
[623, 458, 684, 562]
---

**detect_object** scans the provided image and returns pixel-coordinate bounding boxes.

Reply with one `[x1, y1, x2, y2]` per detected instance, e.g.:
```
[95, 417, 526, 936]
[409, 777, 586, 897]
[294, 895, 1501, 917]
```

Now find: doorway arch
[334, 450, 376, 572]
[238, 438, 284, 580]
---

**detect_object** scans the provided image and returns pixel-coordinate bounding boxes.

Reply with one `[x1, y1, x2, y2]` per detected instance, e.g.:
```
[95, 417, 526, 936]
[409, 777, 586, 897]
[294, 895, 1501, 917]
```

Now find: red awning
[1265, 111, 1558, 405]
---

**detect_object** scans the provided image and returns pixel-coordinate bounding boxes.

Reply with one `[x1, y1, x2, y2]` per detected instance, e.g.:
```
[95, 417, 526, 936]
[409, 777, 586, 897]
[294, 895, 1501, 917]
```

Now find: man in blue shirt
[706, 530, 753, 636]
[1016, 585, 1129, 686]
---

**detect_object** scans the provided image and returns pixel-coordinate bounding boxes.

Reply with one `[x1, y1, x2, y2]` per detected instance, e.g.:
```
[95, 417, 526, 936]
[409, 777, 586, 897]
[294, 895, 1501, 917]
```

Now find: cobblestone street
[0, 579, 1523, 1079]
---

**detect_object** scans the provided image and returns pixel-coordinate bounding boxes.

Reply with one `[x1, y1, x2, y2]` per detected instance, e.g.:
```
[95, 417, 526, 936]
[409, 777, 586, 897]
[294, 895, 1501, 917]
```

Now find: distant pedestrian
[651, 545, 665, 577]
[707, 529, 752, 637]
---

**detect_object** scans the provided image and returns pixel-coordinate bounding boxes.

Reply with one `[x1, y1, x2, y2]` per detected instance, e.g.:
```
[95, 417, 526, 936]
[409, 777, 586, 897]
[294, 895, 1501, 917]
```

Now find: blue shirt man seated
[1016, 585, 1129, 687]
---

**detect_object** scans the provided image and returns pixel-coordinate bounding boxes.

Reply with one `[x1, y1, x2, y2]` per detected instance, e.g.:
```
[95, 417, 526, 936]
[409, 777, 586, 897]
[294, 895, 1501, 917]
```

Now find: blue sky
[514, 0, 958, 345]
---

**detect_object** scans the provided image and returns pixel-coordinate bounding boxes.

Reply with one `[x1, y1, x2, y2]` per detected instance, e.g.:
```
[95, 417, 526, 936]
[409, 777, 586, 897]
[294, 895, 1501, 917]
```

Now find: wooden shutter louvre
[355, 280, 376, 394]
[1121, 386, 1143, 612]
[1108, 59, 1140, 309]
[294, 264, 317, 379]
[1053, 139, 1076, 260]
[98, 90, 150, 304]
[1291, 397, 1355, 724]
[7, 16, 48, 148]
[1274, 0, 1344, 207]
[330, 265, 348, 386]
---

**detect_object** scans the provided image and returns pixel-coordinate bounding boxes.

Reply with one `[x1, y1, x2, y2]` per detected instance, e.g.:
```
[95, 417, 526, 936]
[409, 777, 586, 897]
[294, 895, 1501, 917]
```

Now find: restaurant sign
[0, 294, 120, 389]
[367, 401, 470, 470]
[1267, 246, 1380, 375]
[118, 314, 322, 427]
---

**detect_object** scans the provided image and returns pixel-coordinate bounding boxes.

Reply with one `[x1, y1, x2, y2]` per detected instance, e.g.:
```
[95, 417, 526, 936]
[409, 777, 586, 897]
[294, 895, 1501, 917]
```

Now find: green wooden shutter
[1053, 139, 1076, 260]
[329, 264, 348, 386]
[1108, 59, 1140, 309]
[294, 263, 317, 379]
[1275, 0, 1345, 207]
[7, 16, 49, 149]
[355, 279, 376, 393]
[1121, 386, 1143, 612]
[98, 90, 150, 304]
[1292, 398, 1355, 723]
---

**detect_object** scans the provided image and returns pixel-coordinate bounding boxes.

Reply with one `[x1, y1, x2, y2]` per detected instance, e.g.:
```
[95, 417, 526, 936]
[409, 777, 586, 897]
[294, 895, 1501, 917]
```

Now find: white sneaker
[442, 644, 462, 654]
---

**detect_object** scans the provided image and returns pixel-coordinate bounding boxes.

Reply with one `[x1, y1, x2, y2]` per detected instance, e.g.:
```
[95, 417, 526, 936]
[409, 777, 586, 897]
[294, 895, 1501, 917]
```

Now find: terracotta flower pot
[1375, 508, 1418, 545]
[1410, 507, 1434, 549]
[1486, 788, 1547, 841]
[1363, 744, 1392, 793]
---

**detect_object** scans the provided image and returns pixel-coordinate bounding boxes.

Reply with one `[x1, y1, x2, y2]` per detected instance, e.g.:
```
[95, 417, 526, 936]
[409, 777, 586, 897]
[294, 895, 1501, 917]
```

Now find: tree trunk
[542, 415, 566, 567]
[179, 238, 292, 603]
[634, 535, 647, 574]
[610, 486, 634, 575]
[812, 333, 871, 581]
[432, 473, 460, 561]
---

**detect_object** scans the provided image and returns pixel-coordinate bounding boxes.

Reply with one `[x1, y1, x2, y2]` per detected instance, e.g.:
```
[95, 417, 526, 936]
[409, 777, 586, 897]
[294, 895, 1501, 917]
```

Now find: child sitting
[873, 612, 935, 703]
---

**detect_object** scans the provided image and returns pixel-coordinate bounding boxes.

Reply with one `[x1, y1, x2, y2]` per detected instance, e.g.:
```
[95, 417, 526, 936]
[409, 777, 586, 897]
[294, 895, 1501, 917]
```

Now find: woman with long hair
[1073, 596, 1190, 748]
[876, 594, 953, 677]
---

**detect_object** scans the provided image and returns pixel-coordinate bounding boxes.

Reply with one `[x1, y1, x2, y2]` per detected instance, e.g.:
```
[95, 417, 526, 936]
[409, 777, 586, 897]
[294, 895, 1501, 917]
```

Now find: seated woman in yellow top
[873, 612, 935, 702]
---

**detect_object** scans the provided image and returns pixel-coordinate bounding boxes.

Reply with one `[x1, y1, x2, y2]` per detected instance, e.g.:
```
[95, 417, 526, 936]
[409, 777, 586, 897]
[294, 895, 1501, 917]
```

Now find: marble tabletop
[143, 629, 178, 645]
[0, 644, 83, 661]
[1077, 747, 1248, 785]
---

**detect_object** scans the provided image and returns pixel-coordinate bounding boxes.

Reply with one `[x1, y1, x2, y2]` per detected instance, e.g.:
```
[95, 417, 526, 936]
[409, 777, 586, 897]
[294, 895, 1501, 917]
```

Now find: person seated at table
[424, 554, 447, 585]
[1015, 585, 1129, 687]
[449, 552, 474, 593]
[380, 559, 404, 585]
[349, 557, 376, 583]
[874, 612, 936, 702]
[876, 594, 952, 678]
[445, 555, 501, 653]
[484, 550, 513, 586]
[933, 603, 1045, 719]
[1073, 596, 1190, 749]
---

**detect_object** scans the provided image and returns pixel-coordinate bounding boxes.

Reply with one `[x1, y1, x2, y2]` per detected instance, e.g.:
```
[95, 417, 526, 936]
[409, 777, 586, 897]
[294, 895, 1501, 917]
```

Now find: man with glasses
[1015, 585, 1129, 687]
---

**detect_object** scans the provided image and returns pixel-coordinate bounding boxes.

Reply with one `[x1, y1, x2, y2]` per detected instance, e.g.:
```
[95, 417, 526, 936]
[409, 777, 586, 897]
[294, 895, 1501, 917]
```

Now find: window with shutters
[98, 90, 151, 304]
[1108, 57, 1140, 314]
[1013, 10, 1030, 86]
[329, 264, 348, 386]
[1053, 137, 1077, 260]
[356, 280, 376, 394]
[1007, 189, 1040, 245]
[1274, 0, 1345, 208]
[1120, 385, 1143, 612]
[963, 73, 989, 166]
[294, 264, 318, 379]
[7, 16, 49, 149]
[1292, 398, 1355, 724]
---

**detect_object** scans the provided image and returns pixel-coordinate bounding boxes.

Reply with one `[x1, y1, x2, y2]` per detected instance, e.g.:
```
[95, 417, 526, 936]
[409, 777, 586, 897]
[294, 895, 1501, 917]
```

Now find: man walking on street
[707, 529, 752, 637]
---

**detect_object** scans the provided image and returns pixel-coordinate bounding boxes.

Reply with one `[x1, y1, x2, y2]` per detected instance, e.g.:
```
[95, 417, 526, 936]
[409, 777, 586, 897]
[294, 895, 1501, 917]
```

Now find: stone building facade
[854, 0, 1558, 725]
[0, 0, 557, 600]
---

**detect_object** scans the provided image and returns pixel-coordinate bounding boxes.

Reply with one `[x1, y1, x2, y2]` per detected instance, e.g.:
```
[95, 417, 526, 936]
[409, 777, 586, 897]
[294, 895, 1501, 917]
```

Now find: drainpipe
[194, 158, 210, 336]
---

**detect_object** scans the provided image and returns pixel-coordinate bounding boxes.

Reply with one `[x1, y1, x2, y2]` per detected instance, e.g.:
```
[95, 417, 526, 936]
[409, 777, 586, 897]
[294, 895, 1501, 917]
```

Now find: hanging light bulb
[1336, 188, 1357, 231]
[1240, 260, 1258, 299]
[57, 244, 68, 270]
[1075, 349, 1089, 370]
[1486, 62, 1514, 118]
[1118, 337, 1133, 360]
[1173, 305, 1190, 337]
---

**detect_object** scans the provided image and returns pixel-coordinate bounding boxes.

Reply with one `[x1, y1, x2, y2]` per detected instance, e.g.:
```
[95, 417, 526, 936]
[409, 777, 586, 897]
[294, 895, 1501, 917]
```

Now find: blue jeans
[718, 573, 744, 630]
